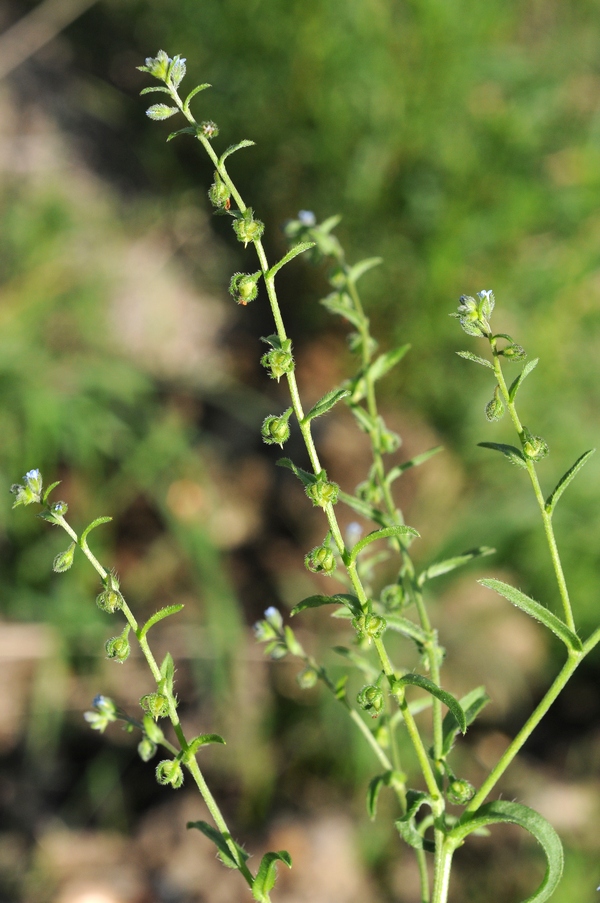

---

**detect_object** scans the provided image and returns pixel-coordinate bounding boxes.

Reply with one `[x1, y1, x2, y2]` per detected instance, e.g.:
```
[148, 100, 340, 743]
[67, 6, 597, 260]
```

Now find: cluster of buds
[96, 572, 124, 614]
[10, 468, 43, 507]
[304, 543, 336, 576]
[261, 408, 293, 447]
[357, 684, 384, 718]
[229, 271, 261, 306]
[232, 207, 264, 247]
[305, 471, 339, 508]
[451, 290, 494, 338]
[83, 695, 118, 733]
[352, 612, 387, 642]
[521, 426, 549, 462]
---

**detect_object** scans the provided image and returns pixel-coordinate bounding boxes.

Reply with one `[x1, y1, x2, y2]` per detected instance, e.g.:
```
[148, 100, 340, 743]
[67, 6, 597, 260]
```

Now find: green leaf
[187, 821, 248, 869]
[159, 652, 175, 694]
[277, 457, 317, 487]
[140, 85, 172, 96]
[384, 615, 428, 646]
[367, 770, 401, 819]
[417, 546, 495, 586]
[167, 126, 198, 142]
[183, 83, 211, 112]
[442, 686, 490, 757]
[479, 578, 582, 651]
[320, 214, 341, 233]
[545, 449, 596, 516]
[320, 293, 364, 329]
[80, 516, 112, 546]
[349, 404, 377, 433]
[456, 350, 493, 369]
[187, 734, 226, 756]
[333, 646, 379, 680]
[338, 490, 387, 526]
[396, 790, 435, 852]
[138, 604, 184, 640]
[251, 851, 292, 903]
[508, 357, 539, 402]
[385, 447, 443, 485]
[218, 139, 255, 167]
[349, 525, 419, 563]
[352, 345, 410, 401]
[394, 674, 466, 734]
[42, 481, 61, 503]
[267, 241, 316, 279]
[146, 104, 179, 121]
[348, 257, 383, 283]
[303, 388, 350, 423]
[449, 801, 563, 903]
[478, 442, 527, 469]
[291, 594, 361, 617]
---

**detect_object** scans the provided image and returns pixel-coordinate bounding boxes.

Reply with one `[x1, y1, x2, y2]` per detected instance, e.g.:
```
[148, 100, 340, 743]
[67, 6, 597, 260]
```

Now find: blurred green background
[0, 1, 599, 901]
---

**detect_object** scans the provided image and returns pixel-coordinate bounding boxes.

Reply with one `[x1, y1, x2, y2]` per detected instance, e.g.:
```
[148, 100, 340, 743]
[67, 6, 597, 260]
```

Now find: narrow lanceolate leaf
[320, 213, 342, 233]
[186, 733, 226, 756]
[268, 241, 316, 279]
[545, 449, 596, 516]
[42, 480, 61, 503]
[277, 457, 317, 486]
[183, 83, 211, 113]
[367, 345, 411, 385]
[160, 652, 176, 693]
[218, 139, 255, 167]
[349, 404, 377, 433]
[304, 388, 350, 422]
[138, 604, 185, 640]
[333, 646, 379, 680]
[348, 256, 383, 284]
[320, 293, 365, 329]
[291, 593, 361, 617]
[367, 770, 398, 819]
[478, 442, 527, 469]
[350, 525, 419, 563]
[146, 104, 179, 120]
[479, 578, 582, 651]
[394, 674, 467, 734]
[385, 446, 444, 485]
[187, 820, 248, 869]
[167, 126, 198, 142]
[456, 350, 493, 369]
[508, 357, 539, 402]
[140, 85, 171, 96]
[338, 490, 387, 526]
[80, 516, 112, 546]
[442, 686, 490, 757]
[384, 615, 428, 646]
[251, 851, 292, 903]
[449, 801, 563, 903]
[417, 546, 495, 586]
[396, 790, 435, 852]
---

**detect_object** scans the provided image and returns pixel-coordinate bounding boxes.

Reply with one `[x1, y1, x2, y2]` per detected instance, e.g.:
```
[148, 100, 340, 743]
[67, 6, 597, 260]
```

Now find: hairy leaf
[160, 652, 175, 694]
[418, 546, 495, 585]
[304, 388, 350, 422]
[367, 770, 401, 819]
[268, 241, 315, 279]
[394, 674, 467, 734]
[449, 801, 563, 903]
[479, 578, 582, 651]
[187, 734, 226, 756]
[386, 446, 443, 485]
[545, 449, 596, 516]
[384, 615, 428, 645]
[183, 83, 211, 113]
[139, 604, 185, 639]
[396, 790, 435, 852]
[333, 646, 379, 680]
[187, 821, 248, 869]
[442, 686, 490, 756]
[167, 126, 198, 142]
[508, 358, 539, 402]
[42, 480, 61, 503]
[80, 516, 113, 546]
[348, 256, 383, 283]
[338, 489, 387, 526]
[291, 594, 361, 617]
[478, 442, 528, 468]
[146, 104, 179, 120]
[252, 851, 292, 903]
[277, 457, 317, 486]
[350, 525, 419, 563]
[456, 350, 493, 369]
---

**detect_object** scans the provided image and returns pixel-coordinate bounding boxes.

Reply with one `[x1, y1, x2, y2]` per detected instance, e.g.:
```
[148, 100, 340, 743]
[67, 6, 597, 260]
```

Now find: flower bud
[352, 612, 387, 642]
[485, 386, 505, 422]
[208, 172, 231, 209]
[199, 120, 219, 139]
[233, 208, 264, 247]
[501, 343, 526, 361]
[264, 606, 283, 631]
[10, 468, 43, 507]
[105, 632, 131, 663]
[357, 685, 385, 717]
[53, 542, 76, 574]
[83, 695, 118, 733]
[521, 427, 549, 461]
[297, 667, 319, 689]
[138, 736, 157, 762]
[96, 588, 124, 613]
[51, 500, 68, 517]
[379, 427, 401, 455]
[380, 583, 405, 611]
[261, 407, 293, 447]
[373, 722, 390, 748]
[260, 347, 295, 381]
[266, 641, 288, 660]
[140, 692, 170, 720]
[304, 545, 336, 575]
[143, 714, 165, 744]
[253, 619, 278, 642]
[138, 50, 170, 81]
[229, 271, 261, 306]
[447, 778, 475, 805]
[155, 758, 184, 788]
[305, 475, 339, 508]
[451, 291, 494, 338]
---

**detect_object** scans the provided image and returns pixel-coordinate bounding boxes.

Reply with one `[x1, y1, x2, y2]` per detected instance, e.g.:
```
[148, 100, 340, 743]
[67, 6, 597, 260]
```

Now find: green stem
[431, 840, 454, 903]
[416, 847, 431, 903]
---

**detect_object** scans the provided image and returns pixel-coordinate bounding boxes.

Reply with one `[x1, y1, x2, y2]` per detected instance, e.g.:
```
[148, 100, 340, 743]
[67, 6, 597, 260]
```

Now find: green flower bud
[208, 172, 231, 209]
[485, 386, 505, 422]
[380, 583, 405, 611]
[140, 692, 170, 720]
[199, 120, 219, 140]
[105, 631, 131, 663]
[261, 407, 293, 447]
[501, 343, 526, 361]
[143, 713, 165, 744]
[264, 606, 283, 631]
[138, 736, 157, 763]
[229, 271, 261, 306]
[451, 290, 494, 338]
[304, 544, 336, 575]
[352, 613, 387, 642]
[447, 778, 475, 805]
[357, 684, 385, 717]
[53, 542, 76, 574]
[155, 758, 184, 788]
[233, 208, 264, 247]
[297, 667, 319, 689]
[521, 427, 549, 461]
[10, 468, 43, 507]
[51, 500, 68, 517]
[137, 50, 170, 81]
[305, 475, 339, 508]
[260, 347, 295, 381]
[96, 588, 124, 613]
[379, 427, 401, 454]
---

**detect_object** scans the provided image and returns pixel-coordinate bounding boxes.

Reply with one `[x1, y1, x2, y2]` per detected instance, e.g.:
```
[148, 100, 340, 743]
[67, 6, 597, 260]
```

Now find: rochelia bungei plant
[11, 49, 600, 903]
